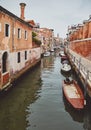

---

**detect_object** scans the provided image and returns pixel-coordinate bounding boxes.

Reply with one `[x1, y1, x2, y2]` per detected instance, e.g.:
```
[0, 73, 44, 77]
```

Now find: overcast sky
[0, 0, 91, 38]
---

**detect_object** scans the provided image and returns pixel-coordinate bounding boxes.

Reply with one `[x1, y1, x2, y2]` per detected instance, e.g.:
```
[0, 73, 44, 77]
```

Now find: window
[25, 51, 27, 60]
[5, 24, 10, 37]
[25, 30, 27, 40]
[17, 52, 20, 63]
[18, 28, 21, 39]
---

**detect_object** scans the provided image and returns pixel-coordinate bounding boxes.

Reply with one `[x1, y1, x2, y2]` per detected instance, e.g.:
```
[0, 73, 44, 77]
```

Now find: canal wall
[11, 58, 41, 84]
[10, 48, 41, 84]
[0, 48, 41, 91]
[65, 47, 91, 98]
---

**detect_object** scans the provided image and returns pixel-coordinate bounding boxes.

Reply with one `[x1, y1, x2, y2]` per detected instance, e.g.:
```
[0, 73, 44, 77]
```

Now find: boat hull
[62, 80, 84, 109]
[61, 69, 71, 77]
[61, 68, 71, 74]
[61, 55, 68, 63]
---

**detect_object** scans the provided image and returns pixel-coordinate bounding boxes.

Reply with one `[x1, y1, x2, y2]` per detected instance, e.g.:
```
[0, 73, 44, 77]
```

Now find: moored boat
[62, 60, 69, 64]
[61, 54, 68, 62]
[61, 69, 71, 77]
[61, 63, 71, 73]
[62, 79, 85, 109]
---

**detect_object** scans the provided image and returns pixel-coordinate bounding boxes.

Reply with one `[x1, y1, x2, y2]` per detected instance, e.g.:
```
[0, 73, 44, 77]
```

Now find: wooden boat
[62, 79, 84, 109]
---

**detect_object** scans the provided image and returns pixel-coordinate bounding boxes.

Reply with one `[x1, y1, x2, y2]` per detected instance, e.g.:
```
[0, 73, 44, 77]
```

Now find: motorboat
[60, 69, 71, 77]
[61, 63, 71, 73]
[62, 79, 85, 109]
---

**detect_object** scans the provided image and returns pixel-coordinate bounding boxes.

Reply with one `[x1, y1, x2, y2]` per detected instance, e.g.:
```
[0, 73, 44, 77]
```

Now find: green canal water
[0, 52, 91, 130]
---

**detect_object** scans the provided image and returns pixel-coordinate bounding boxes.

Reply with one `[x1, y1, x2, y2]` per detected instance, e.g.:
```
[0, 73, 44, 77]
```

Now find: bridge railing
[67, 49, 91, 85]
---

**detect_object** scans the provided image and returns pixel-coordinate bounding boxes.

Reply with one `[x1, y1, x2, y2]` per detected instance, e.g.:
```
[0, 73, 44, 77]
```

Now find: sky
[0, 0, 91, 38]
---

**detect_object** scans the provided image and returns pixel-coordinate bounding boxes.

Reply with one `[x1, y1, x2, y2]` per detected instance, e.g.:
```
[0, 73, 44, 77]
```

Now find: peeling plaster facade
[0, 5, 41, 90]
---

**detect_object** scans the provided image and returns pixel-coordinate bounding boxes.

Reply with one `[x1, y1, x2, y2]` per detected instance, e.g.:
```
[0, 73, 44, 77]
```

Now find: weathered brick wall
[69, 18, 91, 60]
[0, 12, 32, 52]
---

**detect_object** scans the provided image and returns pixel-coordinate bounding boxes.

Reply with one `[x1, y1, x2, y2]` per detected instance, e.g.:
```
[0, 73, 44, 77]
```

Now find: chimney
[20, 3, 26, 20]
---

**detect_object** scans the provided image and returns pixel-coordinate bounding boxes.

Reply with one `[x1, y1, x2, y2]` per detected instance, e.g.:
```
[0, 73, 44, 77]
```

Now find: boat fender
[84, 100, 86, 105]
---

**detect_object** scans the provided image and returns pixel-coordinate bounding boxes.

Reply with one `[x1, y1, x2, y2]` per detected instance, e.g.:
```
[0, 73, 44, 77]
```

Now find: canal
[0, 52, 91, 130]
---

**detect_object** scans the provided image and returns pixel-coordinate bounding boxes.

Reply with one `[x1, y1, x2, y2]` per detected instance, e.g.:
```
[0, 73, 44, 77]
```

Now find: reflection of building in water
[83, 105, 91, 130]
[41, 55, 55, 69]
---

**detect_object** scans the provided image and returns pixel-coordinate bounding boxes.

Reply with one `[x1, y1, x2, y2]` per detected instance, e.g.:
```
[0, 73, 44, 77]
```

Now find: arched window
[2, 52, 8, 73]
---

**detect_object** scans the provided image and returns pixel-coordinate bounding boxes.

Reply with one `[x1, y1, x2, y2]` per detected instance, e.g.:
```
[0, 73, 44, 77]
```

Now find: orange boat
[62, 79, 85, 109]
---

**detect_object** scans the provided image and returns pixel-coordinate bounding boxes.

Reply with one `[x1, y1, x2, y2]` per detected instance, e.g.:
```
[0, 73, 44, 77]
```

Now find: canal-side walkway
[69, 49, 91, 72]
[66, 48, 91, 96]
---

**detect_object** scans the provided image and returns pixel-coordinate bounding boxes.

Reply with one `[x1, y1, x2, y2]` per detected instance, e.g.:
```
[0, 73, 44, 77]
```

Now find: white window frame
[25, 30, 27, 40]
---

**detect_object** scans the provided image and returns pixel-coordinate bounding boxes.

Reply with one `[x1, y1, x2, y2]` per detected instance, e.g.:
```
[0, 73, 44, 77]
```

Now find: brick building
[0, 3, 41, 90]
[67, 15, 91, 60]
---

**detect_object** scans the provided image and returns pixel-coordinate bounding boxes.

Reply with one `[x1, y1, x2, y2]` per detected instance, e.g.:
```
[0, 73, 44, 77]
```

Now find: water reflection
[41, 54, 55, 69]
[63, 94, 84, 123]
[0, 65, 42, 130]
[0, 51, 91, 130]
[26, 55, 63, 130]
[83, 99, 91, 130]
